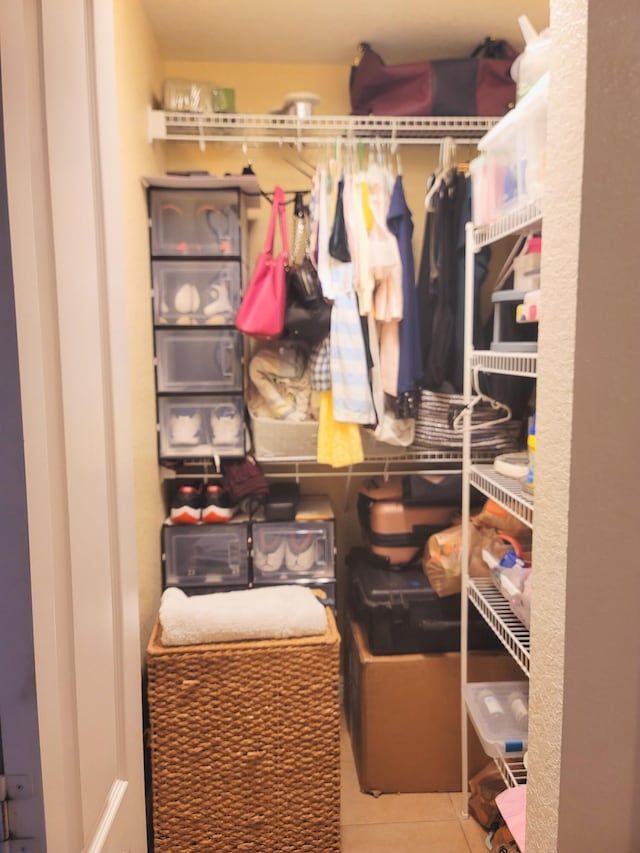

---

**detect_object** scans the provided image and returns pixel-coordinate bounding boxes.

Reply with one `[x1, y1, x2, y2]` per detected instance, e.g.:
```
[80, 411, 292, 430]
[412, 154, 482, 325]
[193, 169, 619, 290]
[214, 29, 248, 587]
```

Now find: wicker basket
[146, 610, 341, 853]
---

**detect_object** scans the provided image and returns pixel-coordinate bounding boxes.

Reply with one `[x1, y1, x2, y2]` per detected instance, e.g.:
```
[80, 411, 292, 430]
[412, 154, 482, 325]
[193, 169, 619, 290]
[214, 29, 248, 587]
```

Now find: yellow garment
[316, 391, 364, 468]
[361, 181, 374, 232]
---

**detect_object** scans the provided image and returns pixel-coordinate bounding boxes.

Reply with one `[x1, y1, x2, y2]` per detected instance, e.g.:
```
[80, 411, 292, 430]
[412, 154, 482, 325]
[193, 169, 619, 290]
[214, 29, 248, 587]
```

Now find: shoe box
[162, 516, 251, 593]
[152, 260, 242, 327]
[162, 492, 336, 599]
[250, 495, 336, 603]
[157, 395, 245, 460]
[149, 188, 242, 257]
[344, 617, 522, 794]
[148, 185, 248, 464]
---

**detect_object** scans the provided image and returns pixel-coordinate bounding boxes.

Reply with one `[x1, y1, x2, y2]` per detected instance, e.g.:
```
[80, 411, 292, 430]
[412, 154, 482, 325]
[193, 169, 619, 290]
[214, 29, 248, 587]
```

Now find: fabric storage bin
[251, 496, 335, 584]
[162, 520, 250, 592]
[155, 329, 243, 393]
[146, 609, 341, 853]
[157, 394, 245, 459]
[152, 259, 242, 326]
[250, 414, 318, 461]
[149, 188, 241, 257]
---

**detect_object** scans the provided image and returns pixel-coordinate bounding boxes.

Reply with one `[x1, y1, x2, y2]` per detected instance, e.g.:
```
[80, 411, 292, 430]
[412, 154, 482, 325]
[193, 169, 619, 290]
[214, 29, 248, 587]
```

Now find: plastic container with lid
[464, 681, 529, 758]
[511, 15, 552, 102]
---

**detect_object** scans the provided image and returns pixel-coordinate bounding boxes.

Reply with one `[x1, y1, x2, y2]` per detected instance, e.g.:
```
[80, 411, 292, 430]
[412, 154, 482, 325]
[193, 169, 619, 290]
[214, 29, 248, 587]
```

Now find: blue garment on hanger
[387, 175, 422, 395]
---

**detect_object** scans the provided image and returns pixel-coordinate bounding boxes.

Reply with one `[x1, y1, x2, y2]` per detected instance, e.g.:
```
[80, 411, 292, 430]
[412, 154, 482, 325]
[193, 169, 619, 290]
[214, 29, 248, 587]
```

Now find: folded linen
[159, 584, 328, 646]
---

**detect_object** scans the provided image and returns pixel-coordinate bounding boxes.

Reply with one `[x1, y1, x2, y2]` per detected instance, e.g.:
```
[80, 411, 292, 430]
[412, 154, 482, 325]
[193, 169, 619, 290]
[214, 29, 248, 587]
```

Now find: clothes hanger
[424, 136, 455, 210]
[452, 367, 513, 432]
[278, 140, 315, 180]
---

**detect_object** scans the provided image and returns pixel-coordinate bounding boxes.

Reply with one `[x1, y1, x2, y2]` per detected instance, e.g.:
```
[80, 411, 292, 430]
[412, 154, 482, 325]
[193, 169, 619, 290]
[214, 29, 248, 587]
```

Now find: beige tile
[449, 792, 493, 852]
[341, 819, 472, 853]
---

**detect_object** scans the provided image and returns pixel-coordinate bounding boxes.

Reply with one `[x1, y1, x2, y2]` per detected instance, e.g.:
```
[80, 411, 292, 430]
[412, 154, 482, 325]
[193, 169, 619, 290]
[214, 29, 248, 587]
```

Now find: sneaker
[284, 532, 319, 574]
[170, 483, 202, 524]
[210, 403, 242, 447]
[201, 484, 237, 523]
[253, 530, 287, 575]
[169, 411, 202, 446]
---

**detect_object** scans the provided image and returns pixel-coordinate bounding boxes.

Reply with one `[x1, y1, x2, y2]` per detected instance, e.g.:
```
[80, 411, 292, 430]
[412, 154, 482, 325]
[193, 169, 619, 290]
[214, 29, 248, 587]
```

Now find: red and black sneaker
[201, 484, 237, 523]
[169, 483, 202, 524]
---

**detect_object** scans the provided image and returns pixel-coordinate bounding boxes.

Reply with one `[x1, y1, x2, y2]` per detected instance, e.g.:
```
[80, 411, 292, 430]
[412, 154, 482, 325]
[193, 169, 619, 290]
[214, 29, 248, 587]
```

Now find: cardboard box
[345, 617, 522, 794]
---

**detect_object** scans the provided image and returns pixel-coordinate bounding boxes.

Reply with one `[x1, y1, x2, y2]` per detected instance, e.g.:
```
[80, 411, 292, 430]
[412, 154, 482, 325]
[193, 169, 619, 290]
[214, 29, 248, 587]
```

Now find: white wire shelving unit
[469, 578, 530, 676]
[473, 198, 542, 250]
[461, 189, 542, 804]
[147, 108, 499, 147]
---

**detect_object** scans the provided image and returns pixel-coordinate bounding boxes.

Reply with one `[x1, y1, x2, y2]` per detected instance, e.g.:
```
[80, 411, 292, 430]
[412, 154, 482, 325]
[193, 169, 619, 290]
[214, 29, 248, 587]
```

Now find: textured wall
[529, 1, 640, 849]
[113, 0, 168, 654]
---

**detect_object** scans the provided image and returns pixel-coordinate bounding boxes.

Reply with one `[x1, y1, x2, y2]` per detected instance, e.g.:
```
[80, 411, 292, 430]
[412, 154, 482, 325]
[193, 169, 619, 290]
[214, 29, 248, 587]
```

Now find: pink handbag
[235, 186, 289, 339]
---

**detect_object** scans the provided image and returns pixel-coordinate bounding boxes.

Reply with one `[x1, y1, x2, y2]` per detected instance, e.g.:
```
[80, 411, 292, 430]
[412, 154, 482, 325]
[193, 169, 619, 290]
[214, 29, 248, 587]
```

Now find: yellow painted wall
[113, 34, 486, 643]
[113, 0, 168, 653]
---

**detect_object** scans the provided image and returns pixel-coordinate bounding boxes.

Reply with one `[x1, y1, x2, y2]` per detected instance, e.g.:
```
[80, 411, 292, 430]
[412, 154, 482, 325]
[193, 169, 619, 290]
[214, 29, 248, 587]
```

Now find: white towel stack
[159, 584, 328, 646]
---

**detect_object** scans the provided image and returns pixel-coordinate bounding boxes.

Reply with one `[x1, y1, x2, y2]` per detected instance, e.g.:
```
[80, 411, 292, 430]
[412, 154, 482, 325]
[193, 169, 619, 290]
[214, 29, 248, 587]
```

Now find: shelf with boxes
[161, 495, 337, 604]
[143, 174, 261, 463]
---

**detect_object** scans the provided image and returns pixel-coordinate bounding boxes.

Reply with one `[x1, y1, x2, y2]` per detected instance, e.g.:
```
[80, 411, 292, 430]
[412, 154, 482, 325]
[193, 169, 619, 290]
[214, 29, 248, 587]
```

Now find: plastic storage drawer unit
[149, 188, 241, 257]
[252, 496, 335, 585]
[252, 519, 335, 584]
[162, 520, 250, 593]
[157, 394, 245, 459]
[155, 329, 243, 393]
[152, 260, 242, 326]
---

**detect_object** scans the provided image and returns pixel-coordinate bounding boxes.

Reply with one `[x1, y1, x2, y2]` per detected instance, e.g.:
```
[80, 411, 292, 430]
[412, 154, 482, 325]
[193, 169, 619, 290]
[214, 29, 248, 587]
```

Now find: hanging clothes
[366, 165, 403, 397]
[387, 173, 423, 406]
[417, 167, 467, 391]
[329, 291, 376, 424]
[316, 389, 364, 468]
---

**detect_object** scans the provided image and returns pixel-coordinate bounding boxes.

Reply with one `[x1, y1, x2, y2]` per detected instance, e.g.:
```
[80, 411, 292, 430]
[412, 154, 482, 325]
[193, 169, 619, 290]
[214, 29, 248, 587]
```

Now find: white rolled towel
[159, 584, 328, 647]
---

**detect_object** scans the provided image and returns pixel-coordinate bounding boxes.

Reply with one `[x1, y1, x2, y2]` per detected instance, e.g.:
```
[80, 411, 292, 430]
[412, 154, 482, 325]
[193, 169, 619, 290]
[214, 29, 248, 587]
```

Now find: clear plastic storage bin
[251, 497, 335, 584]
[464, 681, 529, 758]
[157, 395, 245, 459]
[152, 260, 242, 326]
[155, 329, 243, 393]
[162, 520, 250, 591]
[149, 189, 241, 257]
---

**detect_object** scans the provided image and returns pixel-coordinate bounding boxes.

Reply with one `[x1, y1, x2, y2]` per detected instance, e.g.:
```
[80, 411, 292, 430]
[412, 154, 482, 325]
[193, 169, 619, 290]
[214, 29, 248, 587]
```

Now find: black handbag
[285, 255, 332, 343]
[284, 293, 332, 344]
[284, 199, 332, 344]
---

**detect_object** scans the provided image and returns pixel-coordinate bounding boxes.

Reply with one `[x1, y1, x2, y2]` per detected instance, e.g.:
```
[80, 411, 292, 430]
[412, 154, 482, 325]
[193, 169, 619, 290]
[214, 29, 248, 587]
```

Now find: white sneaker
[284, 533, 319, 575]
[253, 531, 287, 575]
[210, 403, 242, 446]
[170, 412, 202, 445]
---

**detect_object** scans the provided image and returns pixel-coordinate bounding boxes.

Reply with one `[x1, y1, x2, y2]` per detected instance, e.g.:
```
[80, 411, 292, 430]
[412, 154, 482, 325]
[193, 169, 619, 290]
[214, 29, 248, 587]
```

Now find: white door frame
[1, 1, 146, 850]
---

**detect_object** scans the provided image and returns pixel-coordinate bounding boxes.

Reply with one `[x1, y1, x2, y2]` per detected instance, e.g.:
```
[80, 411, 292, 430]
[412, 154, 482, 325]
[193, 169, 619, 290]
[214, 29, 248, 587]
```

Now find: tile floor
[340, 720, 490, 853]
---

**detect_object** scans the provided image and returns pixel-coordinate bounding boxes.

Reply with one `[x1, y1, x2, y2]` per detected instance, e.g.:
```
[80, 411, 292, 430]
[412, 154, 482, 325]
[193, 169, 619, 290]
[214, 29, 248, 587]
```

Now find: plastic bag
[422, 521, 495, 597]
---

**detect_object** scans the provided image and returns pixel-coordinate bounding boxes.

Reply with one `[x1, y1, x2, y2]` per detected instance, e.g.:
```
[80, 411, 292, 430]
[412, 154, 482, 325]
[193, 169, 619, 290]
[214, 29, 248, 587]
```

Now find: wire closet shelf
[147, 109, 499, 147]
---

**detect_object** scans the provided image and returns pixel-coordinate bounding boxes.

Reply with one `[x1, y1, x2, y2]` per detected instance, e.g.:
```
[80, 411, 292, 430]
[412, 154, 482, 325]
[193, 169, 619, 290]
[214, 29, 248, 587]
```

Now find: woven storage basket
[146, 609, 341, 853]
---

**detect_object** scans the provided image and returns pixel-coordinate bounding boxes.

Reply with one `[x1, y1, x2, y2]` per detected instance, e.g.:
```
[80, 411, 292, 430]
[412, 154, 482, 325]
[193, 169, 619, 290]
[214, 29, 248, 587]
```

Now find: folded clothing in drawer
[347, 546, 501, 655]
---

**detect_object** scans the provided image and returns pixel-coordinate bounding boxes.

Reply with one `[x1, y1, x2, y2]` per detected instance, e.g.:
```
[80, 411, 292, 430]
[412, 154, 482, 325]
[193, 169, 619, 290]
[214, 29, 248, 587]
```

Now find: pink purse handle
[263, 186, 289, 258]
